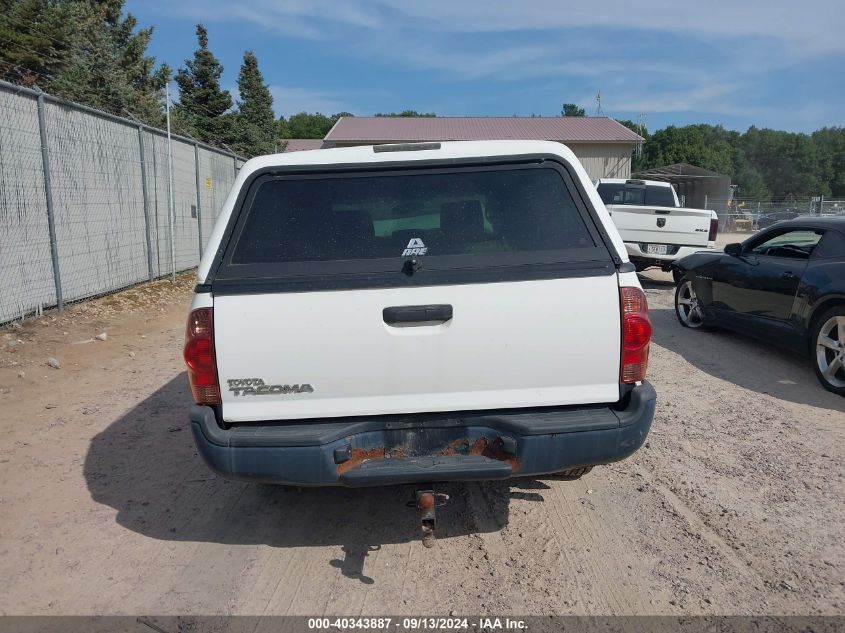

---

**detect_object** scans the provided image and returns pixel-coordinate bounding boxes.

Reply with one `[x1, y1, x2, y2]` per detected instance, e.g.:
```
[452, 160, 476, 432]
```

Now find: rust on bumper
[336, 432, 520, 476]
[467, 436, 521, 473]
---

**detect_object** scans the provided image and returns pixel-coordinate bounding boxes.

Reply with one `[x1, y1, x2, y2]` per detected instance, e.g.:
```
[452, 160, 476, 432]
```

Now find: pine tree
[233, 51, 277, 157]
[0, 0, 77, 87]
[0, 0, 168, 125]
[54, 2, 167, 124]
[174, 24, 233, 146]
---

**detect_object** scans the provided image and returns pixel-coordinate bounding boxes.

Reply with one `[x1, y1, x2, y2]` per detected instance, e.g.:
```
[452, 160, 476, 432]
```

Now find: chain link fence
[0, 80, 245, 324]
[701, 197, 845, 237]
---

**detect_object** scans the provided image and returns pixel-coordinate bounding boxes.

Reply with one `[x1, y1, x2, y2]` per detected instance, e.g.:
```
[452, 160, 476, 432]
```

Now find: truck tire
[811, 306, 845, 397]
[553, 466, 593, 480]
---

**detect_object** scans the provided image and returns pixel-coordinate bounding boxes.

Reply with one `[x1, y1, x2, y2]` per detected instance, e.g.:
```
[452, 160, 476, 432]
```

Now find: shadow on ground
[649, 306, 845, 412]
[638, 275, 676, 290]
[84, 375, 561, 579]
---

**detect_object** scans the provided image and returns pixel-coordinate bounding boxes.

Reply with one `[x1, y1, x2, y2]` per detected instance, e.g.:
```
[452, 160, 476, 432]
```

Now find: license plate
[646, 244, 668, 255]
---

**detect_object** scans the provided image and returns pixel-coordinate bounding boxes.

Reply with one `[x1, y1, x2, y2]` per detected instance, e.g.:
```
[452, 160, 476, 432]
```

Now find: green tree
[742, 127, 831, 199]
[0, 0, 77, 87]
[810, 127, 845, 198]
[616, 119, 649, 172]
[174, 24, 233, 145]
[374, 110, 436, 117]
[640, 124, 734, 175]
[0, 0, 168, 125]
[634, 124, 771, 199]
[730, 159, 769, 200]
[232, 51, 277, 156]
[616, 119, 648, 138]
[53, 3, 168, 124]
[279, 112, 353, 139]
[561, 103, 585, 117]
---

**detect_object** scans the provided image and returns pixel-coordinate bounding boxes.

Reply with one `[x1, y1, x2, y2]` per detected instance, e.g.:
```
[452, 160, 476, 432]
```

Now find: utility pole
[636, 112, 646, 158]
[165, 82, 176, 283]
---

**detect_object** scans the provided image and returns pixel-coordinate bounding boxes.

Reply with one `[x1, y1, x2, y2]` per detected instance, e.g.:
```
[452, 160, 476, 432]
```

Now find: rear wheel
[812, 307, 845, 396]
[674, 279, 710, 330]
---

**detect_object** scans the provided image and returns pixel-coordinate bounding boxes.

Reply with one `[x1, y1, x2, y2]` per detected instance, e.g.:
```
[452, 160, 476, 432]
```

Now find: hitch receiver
[414, 490, 449, 548]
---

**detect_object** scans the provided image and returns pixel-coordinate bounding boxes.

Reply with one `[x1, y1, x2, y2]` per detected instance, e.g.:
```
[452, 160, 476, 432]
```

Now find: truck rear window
[231, 166, 597, 264]
[597, 183, 676, 207]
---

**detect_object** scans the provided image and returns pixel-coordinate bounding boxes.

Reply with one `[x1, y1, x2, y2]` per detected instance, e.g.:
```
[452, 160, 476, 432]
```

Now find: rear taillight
[708, 217, 719, 242]
[184, 307, 220, 405]
[620, 287, 652, 383]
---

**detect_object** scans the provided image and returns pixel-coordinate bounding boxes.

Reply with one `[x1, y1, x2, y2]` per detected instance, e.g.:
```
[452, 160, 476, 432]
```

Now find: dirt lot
[0, 270, 843, 616]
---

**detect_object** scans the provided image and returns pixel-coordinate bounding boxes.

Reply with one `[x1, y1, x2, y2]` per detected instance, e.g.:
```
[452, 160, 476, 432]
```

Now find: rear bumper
[626, 242, 713, 266]
[190, 381, 656, 487]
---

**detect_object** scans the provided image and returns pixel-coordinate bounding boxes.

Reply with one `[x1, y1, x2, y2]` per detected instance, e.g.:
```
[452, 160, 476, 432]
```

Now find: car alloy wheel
[676, 280, 704, 328]
[816, 315, 845, 389]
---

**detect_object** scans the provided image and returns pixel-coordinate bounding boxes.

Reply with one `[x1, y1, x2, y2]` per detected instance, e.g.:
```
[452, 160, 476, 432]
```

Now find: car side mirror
[724, 243, 742, 257]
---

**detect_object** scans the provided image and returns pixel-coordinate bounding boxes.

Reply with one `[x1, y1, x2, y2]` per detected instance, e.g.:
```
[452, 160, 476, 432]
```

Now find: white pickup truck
[595, 178, 718, 271]
[184, 141, 656, 510]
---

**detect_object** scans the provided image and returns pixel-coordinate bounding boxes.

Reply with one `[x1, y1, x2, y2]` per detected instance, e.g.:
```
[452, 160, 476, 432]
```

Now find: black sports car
[753, 208, 801, 229]
[672, 217, 845, 395]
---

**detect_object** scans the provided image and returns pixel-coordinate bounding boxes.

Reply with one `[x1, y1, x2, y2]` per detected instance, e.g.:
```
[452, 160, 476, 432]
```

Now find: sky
[126, 0, 845, 133]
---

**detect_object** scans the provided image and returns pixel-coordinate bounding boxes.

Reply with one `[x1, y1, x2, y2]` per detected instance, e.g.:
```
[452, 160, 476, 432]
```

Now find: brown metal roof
[324, 117, 642, 144]
[634, 163, 728, 179]
[282, 139, 335, 152]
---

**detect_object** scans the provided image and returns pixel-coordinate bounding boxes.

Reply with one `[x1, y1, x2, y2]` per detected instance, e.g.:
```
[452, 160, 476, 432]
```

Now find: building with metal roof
[315, 116, 643, 180]
[282, 139, 335, 152]
[633, 163, 732, 212]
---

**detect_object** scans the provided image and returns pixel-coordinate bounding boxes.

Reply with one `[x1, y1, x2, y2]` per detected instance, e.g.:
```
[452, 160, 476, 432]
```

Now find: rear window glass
[645, 186, 676, 206]
[231, 167, 597, 264]
[813, 230, 845, 259]
[597, 183, 676, 207]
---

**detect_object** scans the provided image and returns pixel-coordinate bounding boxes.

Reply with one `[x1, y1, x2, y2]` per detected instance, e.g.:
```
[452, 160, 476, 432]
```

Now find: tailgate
[608, 204, 712, 247]
[209, 157, 623, 422]
[214, 276, 621, 421]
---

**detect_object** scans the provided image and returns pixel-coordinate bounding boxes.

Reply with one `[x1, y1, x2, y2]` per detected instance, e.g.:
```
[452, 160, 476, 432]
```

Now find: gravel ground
[0, 270, 843, 616]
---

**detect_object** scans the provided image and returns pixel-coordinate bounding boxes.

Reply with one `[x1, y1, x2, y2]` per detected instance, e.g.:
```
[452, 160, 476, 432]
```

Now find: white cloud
[149, 0, 843, 129]
[170, 0, 845, 56]
[380, 0, 844, 57]
[600, 82, 743, 115]
[166, 0, 382, 39]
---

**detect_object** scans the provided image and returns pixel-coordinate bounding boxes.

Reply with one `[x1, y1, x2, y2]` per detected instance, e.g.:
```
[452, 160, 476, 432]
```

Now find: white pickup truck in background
[595, 178, 718, 271]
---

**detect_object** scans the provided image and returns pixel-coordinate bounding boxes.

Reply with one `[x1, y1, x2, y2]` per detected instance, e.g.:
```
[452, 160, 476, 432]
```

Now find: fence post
[194, 142, 203, 258]
[36, 93, 63, 311]
[138, 126, 154, 280]
[165, 82, 176, 282]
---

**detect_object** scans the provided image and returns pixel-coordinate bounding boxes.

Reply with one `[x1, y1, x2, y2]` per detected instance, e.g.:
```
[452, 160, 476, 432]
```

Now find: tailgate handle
[383, 304, 453, 325]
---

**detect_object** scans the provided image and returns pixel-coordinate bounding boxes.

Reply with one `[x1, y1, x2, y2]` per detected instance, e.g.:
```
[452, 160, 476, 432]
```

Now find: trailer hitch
[409, 490, 449, 548]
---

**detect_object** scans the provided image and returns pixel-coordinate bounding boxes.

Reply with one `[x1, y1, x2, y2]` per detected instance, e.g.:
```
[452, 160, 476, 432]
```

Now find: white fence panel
[0, 81, 243, 324]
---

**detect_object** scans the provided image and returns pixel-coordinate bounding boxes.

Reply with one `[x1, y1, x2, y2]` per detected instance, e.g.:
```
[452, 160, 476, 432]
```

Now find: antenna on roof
[595, 90, 604, 116]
